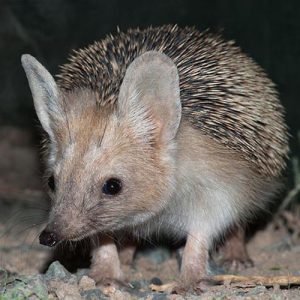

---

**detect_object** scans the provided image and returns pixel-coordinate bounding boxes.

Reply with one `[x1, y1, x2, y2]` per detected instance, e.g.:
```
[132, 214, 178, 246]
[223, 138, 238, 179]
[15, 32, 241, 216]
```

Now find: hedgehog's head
[21, 51, 181, 246]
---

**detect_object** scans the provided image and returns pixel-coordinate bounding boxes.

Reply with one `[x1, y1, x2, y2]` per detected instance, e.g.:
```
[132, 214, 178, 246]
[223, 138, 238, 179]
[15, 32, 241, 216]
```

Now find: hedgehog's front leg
[151, 232, 209, 294]
[89, 235, 123, 286]
[180, 231, 208, 286]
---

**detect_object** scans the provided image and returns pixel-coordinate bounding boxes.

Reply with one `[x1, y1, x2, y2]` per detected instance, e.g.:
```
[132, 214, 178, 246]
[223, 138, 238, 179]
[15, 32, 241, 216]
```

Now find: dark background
[1, 0, 299, 153]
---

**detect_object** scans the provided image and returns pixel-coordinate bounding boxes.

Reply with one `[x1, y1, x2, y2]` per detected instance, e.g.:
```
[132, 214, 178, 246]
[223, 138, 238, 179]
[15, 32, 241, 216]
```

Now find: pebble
[247, 285, 267, 296]
[81, 288, 108, 300]
[1, 274, 48, 299]
[0, 268, 8, 290]
[168, 295, 185, 300]
[79, 275, 96, 291]
[111, 290, 133, 300]
[152, 293, 170, 300]
[45, 261, 72, 282]
[49, 281, 81, 300]
[150, 277, 163, 285]
[130, 279, 150, 290]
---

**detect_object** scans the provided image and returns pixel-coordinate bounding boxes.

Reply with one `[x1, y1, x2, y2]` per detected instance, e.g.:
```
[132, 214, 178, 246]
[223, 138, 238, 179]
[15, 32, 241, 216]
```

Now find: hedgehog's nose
[39, 230, 60, 247]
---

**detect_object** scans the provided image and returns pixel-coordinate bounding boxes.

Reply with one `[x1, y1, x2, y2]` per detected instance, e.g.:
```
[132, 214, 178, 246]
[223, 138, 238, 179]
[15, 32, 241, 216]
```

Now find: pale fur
[131, 121, 279, 241]
[41, 88, 279, 275]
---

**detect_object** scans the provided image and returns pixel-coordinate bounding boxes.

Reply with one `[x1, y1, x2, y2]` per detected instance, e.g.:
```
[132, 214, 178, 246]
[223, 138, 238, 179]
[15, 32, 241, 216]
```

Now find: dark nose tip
[39, 230, 59, 247]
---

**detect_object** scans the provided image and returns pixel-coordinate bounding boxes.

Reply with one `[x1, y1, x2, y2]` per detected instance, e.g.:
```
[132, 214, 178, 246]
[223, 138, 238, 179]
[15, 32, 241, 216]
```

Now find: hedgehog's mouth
[39, 227, 100, 247]
[67, 230, 98, 242]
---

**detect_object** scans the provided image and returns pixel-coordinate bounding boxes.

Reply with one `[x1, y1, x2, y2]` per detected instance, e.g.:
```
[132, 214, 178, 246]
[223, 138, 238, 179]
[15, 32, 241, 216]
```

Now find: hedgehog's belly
[171, 122, 280, 236]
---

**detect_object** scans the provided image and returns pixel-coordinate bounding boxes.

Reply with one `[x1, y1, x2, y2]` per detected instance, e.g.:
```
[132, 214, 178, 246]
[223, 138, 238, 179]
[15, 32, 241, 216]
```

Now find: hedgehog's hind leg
[219, 226, 253, 272]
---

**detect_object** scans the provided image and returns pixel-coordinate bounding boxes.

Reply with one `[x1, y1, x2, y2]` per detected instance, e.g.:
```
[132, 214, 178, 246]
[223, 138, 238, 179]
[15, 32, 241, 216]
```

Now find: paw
[89, 267, 124, 286]
[221, 258, 254, 272]
[89, 271, 132, 296]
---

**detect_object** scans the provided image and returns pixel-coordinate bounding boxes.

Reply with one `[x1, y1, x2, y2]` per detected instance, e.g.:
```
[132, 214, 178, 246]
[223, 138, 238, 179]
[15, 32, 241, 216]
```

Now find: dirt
[0, 126, 300, 299]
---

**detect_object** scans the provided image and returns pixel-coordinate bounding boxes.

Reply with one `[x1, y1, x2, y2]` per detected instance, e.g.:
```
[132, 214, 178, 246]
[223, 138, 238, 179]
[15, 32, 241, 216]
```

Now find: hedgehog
[21, 25, 289, 292]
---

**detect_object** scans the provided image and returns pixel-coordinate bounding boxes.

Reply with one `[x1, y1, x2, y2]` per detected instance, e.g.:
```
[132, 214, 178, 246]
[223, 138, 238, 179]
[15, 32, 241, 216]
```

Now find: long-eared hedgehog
[22, 25, 289, 292]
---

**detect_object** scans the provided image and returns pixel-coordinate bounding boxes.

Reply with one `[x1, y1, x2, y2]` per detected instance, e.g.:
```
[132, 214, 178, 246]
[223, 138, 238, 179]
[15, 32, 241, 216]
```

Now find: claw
[96, 278, 132, 296]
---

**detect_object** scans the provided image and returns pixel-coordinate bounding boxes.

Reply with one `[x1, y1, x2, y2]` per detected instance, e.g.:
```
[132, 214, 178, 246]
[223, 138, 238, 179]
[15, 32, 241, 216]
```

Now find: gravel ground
[0, 127, 300, 299]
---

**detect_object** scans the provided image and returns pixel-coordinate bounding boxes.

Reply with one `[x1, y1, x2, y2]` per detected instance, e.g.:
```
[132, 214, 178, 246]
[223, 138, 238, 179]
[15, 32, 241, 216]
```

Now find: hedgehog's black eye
[48, 175, 55, 191]
[102, 178, 122, 196]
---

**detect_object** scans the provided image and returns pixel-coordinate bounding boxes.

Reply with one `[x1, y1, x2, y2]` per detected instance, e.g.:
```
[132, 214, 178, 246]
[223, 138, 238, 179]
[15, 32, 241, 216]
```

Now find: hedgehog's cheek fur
[44, 164, 177, 241]
[43, 122, 179, 241]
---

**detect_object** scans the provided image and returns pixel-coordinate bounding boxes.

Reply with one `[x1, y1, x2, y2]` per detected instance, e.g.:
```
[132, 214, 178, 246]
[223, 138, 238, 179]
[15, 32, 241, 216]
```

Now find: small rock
[168, 295, 185, 300]
[111, 290, 133, 300]
[49, 281, 81, 300]
[2, 274, 48, 299]
[45, 261, 72, 282]
[126, 279, 151, 298]
[0, 268, 8, 290]
[81, 288, 107, 300]
[130, 291, 150, 298]
[152, 293, 170, 300]
[248, 285, 267, 295]
[101, 284, 117, 297]
[235, 290, 247, 296]
[48, 293, 57, 299]
[150, 277, 163, 285]
[79, 275, 96, 291]
[130, 279, 149, 290]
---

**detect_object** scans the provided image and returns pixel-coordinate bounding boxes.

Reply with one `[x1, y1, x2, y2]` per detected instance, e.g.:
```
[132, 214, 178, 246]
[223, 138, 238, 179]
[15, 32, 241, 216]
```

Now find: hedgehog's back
[57, 25, 289, 177]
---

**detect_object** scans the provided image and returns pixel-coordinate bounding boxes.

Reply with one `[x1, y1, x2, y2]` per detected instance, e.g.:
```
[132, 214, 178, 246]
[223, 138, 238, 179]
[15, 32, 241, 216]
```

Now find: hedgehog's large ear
[118, 51, 181, 142]
[21, 54, 61, 139]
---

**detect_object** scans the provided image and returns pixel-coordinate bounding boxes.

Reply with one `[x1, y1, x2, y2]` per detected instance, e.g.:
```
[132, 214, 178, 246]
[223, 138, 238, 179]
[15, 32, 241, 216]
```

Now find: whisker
[61, 95, 73, 144]
[28, 224, 45, 247]
[98, 118, 108, 148]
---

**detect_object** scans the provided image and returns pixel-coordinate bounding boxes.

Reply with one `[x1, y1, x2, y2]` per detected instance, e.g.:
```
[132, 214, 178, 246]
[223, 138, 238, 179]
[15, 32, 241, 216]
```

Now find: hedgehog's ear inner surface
[118, 51, 181, 142]
[21, 54, 61, 139]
